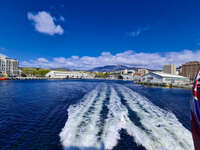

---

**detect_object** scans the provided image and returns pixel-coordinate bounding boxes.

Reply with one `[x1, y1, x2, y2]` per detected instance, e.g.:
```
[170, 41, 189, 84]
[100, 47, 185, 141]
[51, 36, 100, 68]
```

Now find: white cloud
[37, 58, 49, 63]
[27, 11, 64, 35]
[21, 49, 200, 70]
[128, 27, 149, 38]
[0, 47, 7, 52]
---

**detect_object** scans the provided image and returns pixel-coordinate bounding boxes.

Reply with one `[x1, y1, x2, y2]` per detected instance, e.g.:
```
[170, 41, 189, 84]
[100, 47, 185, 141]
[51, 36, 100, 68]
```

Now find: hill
[20, 67, 50, 77]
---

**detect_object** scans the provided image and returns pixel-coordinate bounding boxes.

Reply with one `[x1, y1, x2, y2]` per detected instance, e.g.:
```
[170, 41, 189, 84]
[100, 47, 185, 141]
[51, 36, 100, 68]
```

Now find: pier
[8, 77, 48, 80]
[134, 81, 192, 89]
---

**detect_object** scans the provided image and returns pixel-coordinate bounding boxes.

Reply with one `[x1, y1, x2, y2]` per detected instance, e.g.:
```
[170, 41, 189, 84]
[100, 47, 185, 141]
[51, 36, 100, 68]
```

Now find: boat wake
[59, 83, 194, 150]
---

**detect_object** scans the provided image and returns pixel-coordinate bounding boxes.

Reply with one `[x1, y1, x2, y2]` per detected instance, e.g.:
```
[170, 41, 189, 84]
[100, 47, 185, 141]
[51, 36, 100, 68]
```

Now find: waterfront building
[137, 68, 149, 75]
[45, 71, 94, 79]
[120, 69, 136, 76]
[132, 72, 143, 81]
[181, 61, 200, 80]
[128, 69, 136, 76]
[121, 75, 134, 80]
[163, 64, 176, 75]
[176, 66, 182, 75]
[0, 55, 19, 77]
[142, 72, 189, 85]
[122, 69, 128, 74]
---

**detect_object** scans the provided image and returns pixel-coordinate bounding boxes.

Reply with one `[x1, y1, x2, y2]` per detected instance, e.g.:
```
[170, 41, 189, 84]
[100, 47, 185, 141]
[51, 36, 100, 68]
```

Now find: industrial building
[0, 55, 19, 77]
[142, 72, 189, 85]
[45, 71, 94, 79]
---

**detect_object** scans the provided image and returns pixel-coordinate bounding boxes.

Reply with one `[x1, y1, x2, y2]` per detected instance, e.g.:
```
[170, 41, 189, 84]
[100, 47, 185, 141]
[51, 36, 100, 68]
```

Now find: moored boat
[0, 77, 8, 80]
[0, 72, 8, 80]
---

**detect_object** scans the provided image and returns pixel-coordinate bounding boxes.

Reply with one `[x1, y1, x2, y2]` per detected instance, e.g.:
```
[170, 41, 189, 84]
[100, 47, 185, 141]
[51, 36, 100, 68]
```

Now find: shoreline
[134, 81, 192, 90]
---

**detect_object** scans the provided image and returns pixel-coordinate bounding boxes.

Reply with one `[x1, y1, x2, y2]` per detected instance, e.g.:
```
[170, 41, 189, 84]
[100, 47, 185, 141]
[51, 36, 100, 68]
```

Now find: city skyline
[1, 0, 200, 69]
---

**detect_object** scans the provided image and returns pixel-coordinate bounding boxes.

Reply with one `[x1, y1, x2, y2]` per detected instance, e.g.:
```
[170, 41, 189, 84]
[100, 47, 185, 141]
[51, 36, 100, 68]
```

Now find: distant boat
[0, 72, 8, 80]
[0, 77, 8, 80]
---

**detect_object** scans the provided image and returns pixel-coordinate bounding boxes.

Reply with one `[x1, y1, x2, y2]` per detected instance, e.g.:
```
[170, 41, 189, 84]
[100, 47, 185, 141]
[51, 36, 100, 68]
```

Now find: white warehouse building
[142, 72, 190, 85]
[45, 71, 94, 79]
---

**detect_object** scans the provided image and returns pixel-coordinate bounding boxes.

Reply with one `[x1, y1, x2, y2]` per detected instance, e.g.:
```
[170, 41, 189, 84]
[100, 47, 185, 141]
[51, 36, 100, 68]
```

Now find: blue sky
[0, 0, 200, 69]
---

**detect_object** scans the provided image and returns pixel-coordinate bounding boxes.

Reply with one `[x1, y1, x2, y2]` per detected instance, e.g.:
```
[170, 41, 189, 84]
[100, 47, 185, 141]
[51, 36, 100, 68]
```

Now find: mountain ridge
[89, 65, 137, 72]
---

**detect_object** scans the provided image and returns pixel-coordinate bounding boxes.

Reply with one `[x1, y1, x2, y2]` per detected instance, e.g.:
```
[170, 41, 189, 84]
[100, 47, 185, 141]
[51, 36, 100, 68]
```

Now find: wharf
[8, 77, 47, 80]
[134, 81, 192, 89]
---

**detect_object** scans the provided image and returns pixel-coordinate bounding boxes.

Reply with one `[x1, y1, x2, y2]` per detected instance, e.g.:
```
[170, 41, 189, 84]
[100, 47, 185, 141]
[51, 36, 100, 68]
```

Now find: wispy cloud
[128, 27, 149, 38]
[21, 49, 200, 70]
[0, 47, 8, 52]
[27, 11, 64, 35]
[37, 58, 49, 63]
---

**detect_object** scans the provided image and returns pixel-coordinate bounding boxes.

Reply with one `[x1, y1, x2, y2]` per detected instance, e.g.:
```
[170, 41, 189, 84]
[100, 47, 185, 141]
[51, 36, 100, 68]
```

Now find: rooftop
[152, 72, 187, 79]
[183, 61, 200, 65]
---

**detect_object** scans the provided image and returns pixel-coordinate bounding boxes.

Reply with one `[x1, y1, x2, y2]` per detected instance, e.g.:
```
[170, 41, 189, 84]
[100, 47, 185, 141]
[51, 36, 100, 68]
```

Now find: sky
[0, 0, 200, 70]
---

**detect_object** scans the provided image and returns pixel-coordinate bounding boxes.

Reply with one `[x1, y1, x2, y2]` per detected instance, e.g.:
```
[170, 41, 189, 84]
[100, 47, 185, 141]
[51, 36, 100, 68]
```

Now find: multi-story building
[163, 64, 176, 75]
[181, 61, 200, 80]
[0, 55, 19, 77]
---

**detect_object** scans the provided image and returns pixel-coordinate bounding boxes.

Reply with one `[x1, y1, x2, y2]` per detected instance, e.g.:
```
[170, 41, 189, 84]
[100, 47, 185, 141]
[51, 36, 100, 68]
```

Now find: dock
[134, 81, 192, 89]
[8, 77, 48, 80]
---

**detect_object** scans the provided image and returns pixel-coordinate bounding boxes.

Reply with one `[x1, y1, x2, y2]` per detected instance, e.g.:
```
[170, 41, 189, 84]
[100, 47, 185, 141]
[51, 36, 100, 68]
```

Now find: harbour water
[0, 80, 194, 150]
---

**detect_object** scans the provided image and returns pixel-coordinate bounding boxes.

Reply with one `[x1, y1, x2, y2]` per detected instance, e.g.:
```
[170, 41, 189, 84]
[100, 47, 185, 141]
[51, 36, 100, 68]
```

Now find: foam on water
[59, 84, 107, 149]
[59, 83, 194, 150]
[102, 87, 151, 149]
[102, 87, 126, 149]
[115, 84, 194, 150]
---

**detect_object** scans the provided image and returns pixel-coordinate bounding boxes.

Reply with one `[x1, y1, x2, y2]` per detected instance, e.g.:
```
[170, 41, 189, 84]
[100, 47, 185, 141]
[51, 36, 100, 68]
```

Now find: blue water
[0, 80, 194, 150]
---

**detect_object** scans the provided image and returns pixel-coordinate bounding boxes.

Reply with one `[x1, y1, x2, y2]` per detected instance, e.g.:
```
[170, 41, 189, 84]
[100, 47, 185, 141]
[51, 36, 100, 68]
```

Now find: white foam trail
[60, 83, 194, 150]
[60, 84, 107, 149]
[102, 87, 126, 149]
[102, 87, 152, 150]
[115, 84, 194, 150]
